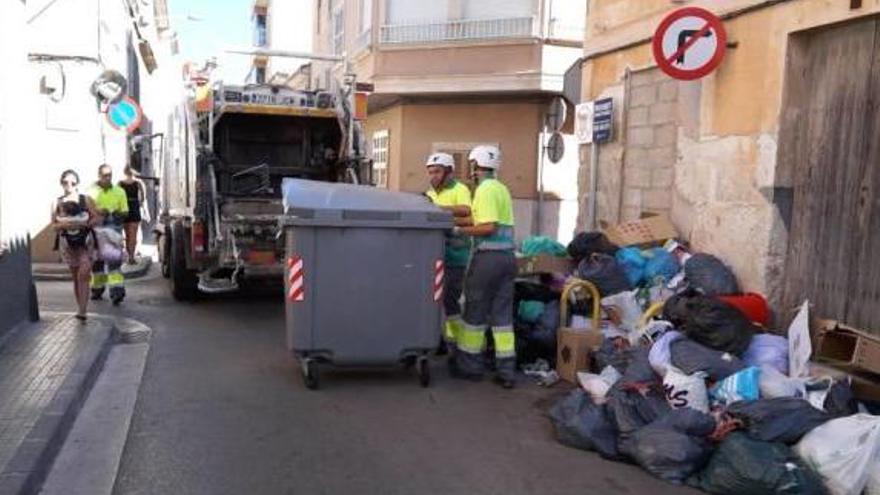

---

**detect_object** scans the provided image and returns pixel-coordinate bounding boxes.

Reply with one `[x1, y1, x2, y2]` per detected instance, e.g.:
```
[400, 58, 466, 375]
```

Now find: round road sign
[547, 132, 565, 164]
[106, 96, 143, 133]
[652, 7, 727, 81]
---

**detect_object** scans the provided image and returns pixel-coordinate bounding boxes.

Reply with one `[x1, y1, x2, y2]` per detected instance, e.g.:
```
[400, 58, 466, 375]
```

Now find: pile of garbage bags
[542, 233, 880, 495]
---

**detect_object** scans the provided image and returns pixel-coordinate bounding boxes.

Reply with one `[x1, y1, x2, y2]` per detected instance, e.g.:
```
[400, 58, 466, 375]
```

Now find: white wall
[0, 0, 31, 242]
[267, 0, 315, 78]
[0, 0, 181, 257]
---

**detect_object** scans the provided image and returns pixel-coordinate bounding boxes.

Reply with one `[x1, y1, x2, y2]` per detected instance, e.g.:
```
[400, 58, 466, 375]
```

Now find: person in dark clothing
[118, 165, 149, 265]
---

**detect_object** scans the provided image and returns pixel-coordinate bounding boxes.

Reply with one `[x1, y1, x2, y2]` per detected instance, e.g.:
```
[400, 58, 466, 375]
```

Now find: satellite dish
[90, 70, 128, 104]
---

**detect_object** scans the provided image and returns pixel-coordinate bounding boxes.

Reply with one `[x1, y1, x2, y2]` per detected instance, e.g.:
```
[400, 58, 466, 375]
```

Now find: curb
[32, 258, 153, 282]
[0, 315, 152, 495]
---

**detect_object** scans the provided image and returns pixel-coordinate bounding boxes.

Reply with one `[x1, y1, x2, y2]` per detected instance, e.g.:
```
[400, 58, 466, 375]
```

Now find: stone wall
[621, 68, 679, 221]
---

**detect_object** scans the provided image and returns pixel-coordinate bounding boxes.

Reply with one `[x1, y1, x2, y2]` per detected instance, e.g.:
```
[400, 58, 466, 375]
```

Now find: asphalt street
[37, 269, 697, 495]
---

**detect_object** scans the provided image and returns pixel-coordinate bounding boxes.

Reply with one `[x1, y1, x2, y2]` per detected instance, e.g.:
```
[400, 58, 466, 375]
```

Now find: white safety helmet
[425, 152, 455, 170]
[468, 145, 502, 170]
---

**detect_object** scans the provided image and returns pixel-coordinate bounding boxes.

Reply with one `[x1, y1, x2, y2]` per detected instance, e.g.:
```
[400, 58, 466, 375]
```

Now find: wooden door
[781, 17, 880, 333]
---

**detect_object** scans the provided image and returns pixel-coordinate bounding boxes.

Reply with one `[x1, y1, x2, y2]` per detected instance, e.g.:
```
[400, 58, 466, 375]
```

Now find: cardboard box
[602, 215, 678, 247]
[815, 320, 880, 376]
[556, 327, 603, 383]
[809, 362, 880, 402]
[516, 255, 575, 276]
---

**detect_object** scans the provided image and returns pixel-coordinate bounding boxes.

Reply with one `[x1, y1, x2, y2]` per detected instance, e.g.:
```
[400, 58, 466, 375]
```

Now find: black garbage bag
[577, 254, 632, 297]
[725, 398, 831, 444]
[593, 339, 631, 374]
[547, 390, 620, 459]
[669, 338, 745, 381]
[697, 433, 828, 495]
[515, 321, 555, 365]
[606, 383, 670, 441]
[514, 280, 561, 304]
[823, 380, 859, 418]
[567, 232, 618, 263]
[620, 346, 656, 384]
[684, 253, 739, 296]
[663, 291, 756, 356]
[630, 409, 716, 484]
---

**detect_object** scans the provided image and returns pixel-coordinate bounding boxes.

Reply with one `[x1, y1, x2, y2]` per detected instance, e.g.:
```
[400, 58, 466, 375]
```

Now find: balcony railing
[353, 29, 372, 54]
[380, 16, 536, 45]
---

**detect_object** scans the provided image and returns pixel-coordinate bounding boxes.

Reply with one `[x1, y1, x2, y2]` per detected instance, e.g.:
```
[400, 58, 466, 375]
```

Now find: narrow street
[38, 271, 696, 495]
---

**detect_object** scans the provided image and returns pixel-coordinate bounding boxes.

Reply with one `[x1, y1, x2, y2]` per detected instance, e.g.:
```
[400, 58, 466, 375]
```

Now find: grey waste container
[280, 179, 454, 389]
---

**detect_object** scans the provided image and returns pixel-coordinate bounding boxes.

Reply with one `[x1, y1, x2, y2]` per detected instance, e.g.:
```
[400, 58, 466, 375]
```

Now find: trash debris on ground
[523, 359, 560, 387]
[697, 432, 828, 495]
[794, 414, 880, 495]
[725, 397, 831, 444]
[742, 333, 789, 375]
[663, 366, 709, 413]
[536, 221, 880, 493]
[683, 253, 740, 296]
[710, 366, 761, 405]
[629, 408, 716, 484]
[669, 338, 745, 381]
[547, 389, 620, 459]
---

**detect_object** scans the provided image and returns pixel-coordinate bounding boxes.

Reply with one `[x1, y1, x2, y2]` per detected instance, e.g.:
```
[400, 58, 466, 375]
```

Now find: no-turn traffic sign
[652, 7, 727, 81]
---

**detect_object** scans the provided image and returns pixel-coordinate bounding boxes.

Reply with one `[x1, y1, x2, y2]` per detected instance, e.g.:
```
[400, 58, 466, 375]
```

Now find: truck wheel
[160, 228, 171, 279]
[170, 222, 199, 301]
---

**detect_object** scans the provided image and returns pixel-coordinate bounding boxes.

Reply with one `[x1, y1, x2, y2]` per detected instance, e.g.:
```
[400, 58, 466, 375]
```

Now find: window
[332, 6, 345, 55]
[386, 0, 447, 24]
[360, 0, 372, 33]
[317, 0, 323, 33]
[254, 14, 267, 47]
[371, 130, 389, 188]
[255, 67, 266, 84]
[463, 0, 533, 19]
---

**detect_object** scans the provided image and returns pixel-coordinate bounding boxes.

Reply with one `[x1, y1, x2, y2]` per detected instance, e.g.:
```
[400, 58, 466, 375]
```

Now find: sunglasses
[100, 173, 112, 178]
[62, 180, 78, 186]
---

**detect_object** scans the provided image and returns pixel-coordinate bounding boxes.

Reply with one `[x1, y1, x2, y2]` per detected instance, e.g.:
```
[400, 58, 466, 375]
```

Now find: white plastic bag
[648, 330, 682, 376]
[867, 459, 880, 495]
[663, 366, 709, 413]
[601, 290, 643, 341]
[788, 301, 812, 379]
[794, 414, 880, 495]
[759, 365, 806, 399]
[94, 227, 124, 264]
[577, 366, 621, 405]
[743, 334, 789, 375]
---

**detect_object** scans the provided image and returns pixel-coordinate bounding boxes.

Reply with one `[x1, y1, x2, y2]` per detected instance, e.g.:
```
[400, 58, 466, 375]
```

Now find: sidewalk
[0, 313, 115, 494]
[32, 257, 152, 282]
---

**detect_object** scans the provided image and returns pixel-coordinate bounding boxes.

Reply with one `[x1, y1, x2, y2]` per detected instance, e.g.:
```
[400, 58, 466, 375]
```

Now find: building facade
[0, 0, 181, 261]
[250, 0, 316, 86]
[579, 0, 880, 329]
[312, 0, 587, 243]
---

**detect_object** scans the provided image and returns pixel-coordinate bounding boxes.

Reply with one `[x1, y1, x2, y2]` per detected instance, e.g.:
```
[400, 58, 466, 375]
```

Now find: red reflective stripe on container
[287, 256, 305, 302]
[433, 260, 444, 302]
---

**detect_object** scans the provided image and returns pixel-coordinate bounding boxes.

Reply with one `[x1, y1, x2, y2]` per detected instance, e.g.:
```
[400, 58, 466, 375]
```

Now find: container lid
[281, 179, 453, 229]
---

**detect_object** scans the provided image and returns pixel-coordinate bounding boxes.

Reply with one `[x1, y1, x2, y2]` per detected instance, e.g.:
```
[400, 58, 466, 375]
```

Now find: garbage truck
[157, 79, 371, 301]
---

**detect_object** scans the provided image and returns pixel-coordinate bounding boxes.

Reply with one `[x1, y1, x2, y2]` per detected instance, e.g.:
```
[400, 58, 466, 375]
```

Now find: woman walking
[52, 170, 99, 321]
[118, 165, 149, 265]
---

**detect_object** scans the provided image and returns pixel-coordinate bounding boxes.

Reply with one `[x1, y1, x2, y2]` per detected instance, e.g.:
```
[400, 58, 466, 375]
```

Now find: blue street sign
[106, 96, 143, 133]
[592, 97, 614, 143]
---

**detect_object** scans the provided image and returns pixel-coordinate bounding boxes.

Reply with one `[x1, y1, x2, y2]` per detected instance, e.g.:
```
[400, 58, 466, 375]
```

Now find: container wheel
[303, 360, 319, 390]
[417, 356, 430, 388]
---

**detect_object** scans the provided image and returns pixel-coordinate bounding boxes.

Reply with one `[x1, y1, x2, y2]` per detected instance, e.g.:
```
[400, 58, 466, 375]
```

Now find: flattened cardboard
[516, 255, 575, 276]
[816, 319, 880, 376]
[603, 215, 678, 247]
[556, 327, 603, 383]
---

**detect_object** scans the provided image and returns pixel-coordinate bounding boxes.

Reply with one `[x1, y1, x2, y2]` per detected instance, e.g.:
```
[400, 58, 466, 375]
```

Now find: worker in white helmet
[451, 145, 517, 388]
[425, 152, 472, 360]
